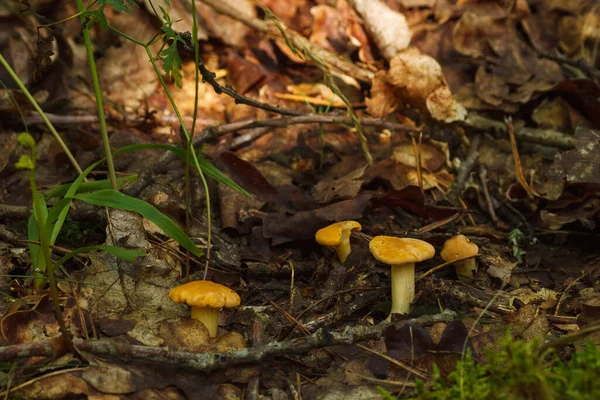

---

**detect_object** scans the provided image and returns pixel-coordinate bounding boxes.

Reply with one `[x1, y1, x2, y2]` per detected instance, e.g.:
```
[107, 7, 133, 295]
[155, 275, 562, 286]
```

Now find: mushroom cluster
[315, 222, 480, 320]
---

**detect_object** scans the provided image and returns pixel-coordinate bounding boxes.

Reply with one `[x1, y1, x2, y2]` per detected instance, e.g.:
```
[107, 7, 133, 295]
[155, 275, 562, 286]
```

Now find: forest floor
[0, 0, 599, 399]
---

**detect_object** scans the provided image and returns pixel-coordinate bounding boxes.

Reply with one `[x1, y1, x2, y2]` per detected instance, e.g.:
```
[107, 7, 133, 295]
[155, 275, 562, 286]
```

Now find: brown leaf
[393, 142, 446, 172]
[371, 186, 458, 220]
[539, 198, 600, 230]
[262, 192, 372, 243]
[226, 51, 267, 95]
[309, 5, 352, 54]
[543, 127, 600, 200]
[387, 48, 466, 122]
[216, 151, 279, 202]
[313, 165, 367, 204]
[365, 71, 398, 118]
[352, 0, 411, 61]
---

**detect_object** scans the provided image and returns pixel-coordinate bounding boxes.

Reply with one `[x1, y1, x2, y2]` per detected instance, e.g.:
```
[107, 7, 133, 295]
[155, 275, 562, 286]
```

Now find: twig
[539, 51, 600, 81]
[356, 344, 427, 379]
[273, 93, 365, 109]
[0, 313, 461, 372]
[537, 323, 600, 355]
[198, 0, 374, 82]
[455, 134, 481, 190]
[25, 113, 100, 125]
[417, 254, 481, 282]
[230, 127, 271, 150]
[505, 116, 540, 198]
[464, 113, 576, 149]
[415, 213, 463, 235]
[478, 165, 502, 227]
[158, 114, 419, 167]
[0, 204, 31, 219]
[194, 55, 302, 117]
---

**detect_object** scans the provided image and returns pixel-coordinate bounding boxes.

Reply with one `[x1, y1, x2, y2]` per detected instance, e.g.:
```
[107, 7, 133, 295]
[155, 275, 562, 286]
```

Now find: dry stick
[478, 165, 502, 227]
[411, 133, 424, 195]
[415, 213, 463, 235]
[464, 113, 576, 149]
[195, 58, 302, 118]
[539, 51, 600, 81]
[274, 93, 365, 108]
[505, 116, 540, 198]
[0, 367, 88, 398]
[0, 316, 448, 370]
[438, 281, 577, 324]
[455, 134, 482, 190]
[159, 114, 419, 166]
[198, 0, 374, 83]
[356, 344, 427, 380]
[417, 254, 482, 282]
[230, 127, 272, 150]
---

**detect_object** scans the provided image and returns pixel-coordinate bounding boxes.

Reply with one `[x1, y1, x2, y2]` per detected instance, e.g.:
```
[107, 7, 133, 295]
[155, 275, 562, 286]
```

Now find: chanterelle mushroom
[369, 236, 435, 319]
[169, 280, 240, 337]
[440, 235, 479, 280]
[315, 220, 362, 263]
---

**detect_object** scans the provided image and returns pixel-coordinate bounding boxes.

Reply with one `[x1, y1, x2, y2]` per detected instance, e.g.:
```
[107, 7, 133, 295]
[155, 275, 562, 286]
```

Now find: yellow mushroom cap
[440, 235, 479, 262]
[369, 236, 435, 265]
[169, 280, 240, 309]
[315, 221, 362, 246]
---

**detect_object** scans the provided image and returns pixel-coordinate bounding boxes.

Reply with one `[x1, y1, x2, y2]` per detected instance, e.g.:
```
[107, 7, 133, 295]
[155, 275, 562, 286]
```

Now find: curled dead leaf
[351, 0, 411, 61]
[387, 48, 466, 122]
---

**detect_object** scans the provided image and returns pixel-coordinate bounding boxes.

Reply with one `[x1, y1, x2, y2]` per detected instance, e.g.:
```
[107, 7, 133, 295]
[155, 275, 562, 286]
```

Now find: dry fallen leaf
[365, 71, 398, 118]
[387, 48, 466, 122]
[351, 0, 411, 61]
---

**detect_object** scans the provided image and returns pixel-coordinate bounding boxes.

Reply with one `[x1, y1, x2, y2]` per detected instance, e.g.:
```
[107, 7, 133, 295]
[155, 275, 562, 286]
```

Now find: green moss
[378, 335, 600, 400]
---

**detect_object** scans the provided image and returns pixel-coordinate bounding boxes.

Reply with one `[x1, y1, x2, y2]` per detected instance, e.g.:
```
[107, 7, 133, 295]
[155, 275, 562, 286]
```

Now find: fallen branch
[157, 114, 419, 167]
[464, 113, 576, 149]
[198, 0, 374, 82]
[0, 312, 456, 371]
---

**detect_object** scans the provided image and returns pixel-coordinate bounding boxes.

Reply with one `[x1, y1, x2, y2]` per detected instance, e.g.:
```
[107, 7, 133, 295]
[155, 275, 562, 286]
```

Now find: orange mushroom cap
[369, 236, 435, 265]
[169, 280, 240, 309]
[315, 221, 362, 246]
[440, 235, 479, 262]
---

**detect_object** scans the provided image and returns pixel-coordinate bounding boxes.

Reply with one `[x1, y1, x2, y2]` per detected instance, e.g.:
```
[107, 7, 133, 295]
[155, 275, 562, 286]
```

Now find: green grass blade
[113, 143, 249, 196]
[74, 189, 202, 257]
[46, 198, 72, 245]
[28, 193, 48, 274]
[45, 174, 138, 199]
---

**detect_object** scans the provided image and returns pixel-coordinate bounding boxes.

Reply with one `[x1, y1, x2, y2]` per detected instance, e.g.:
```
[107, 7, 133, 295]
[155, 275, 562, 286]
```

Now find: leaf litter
[0, 0, 599, 399]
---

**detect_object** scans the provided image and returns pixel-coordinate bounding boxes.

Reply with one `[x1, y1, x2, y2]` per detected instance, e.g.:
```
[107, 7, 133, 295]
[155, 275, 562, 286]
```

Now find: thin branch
[464, 113, 576, 149]
[0, 313, 456, 371]
[157, 114, 419, 167]
[198, 0, 374, 82]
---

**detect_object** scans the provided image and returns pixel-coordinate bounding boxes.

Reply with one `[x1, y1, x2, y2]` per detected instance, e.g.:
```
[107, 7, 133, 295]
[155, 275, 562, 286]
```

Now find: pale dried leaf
[388, 48, 466, 122]
[365, 71, 397, 118]
[352, 0, 411, 60]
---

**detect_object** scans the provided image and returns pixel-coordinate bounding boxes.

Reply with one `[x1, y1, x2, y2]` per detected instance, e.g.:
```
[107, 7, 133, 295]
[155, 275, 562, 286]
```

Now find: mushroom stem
[191, 306, 219, 337]
[336, 229, 352, 263]
[455, 259, 477, 279]
[388, 262, 415, 319]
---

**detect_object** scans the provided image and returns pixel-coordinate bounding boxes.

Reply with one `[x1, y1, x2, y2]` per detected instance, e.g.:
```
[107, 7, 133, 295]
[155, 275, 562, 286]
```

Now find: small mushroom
[168, 280, 240, 337]
[369, 236, 435, 319]
[440, 235, 479, 280]
[315, 220, 362, 263]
